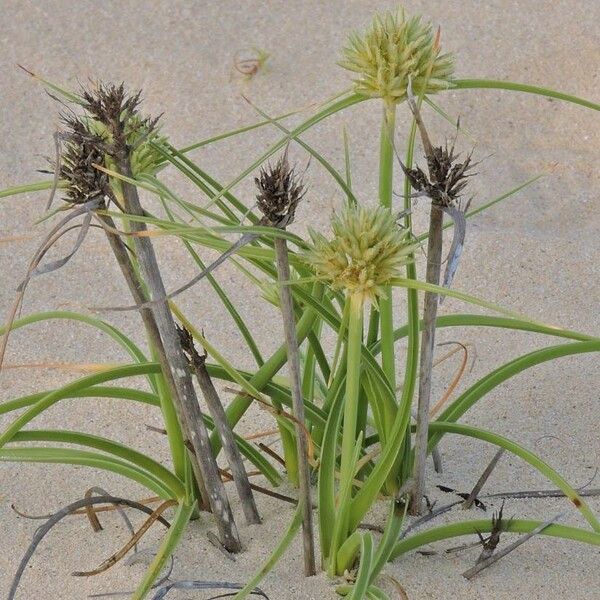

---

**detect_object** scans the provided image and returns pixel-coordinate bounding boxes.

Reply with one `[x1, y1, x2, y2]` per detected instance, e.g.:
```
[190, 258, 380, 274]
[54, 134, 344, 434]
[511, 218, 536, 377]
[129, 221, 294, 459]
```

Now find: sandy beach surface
[1, 1, 599, 598]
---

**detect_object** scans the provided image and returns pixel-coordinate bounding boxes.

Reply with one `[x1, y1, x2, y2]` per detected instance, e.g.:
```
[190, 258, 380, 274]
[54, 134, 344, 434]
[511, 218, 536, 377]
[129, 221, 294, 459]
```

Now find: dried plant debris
[233, 47, 270, 79]
[475, 501, 507, 563]
[72, 500, 176, 577]
[54, 116, 112, 206]
[436, 484, 486, 510]
[399, 89, 477, 295]
[178, 324, 261, 526]
[403, 141, 474, 292]
[463, 510, 565, 580]
[402, 141, 475, 209]
[150, 580, 269, 599]
[8, 495, 172, 600]
[462, 449, 505, 510]
[45, 82, 163, 209]
[83, 486, 137, 543]
[78, 83, 161, 163]
[486, 487, 600, 500]
[0, 82, 163, 370]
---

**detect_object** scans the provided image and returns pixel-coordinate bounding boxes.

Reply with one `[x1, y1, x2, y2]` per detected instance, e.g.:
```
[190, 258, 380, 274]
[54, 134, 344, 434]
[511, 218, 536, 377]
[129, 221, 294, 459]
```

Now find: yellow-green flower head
[305, 205, 415, 305]
[339, 8, 454, 104]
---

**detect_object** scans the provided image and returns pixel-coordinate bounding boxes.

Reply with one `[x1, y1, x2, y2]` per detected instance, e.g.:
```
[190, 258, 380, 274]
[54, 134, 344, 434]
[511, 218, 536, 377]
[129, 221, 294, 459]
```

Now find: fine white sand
[1, 1, 599, 598]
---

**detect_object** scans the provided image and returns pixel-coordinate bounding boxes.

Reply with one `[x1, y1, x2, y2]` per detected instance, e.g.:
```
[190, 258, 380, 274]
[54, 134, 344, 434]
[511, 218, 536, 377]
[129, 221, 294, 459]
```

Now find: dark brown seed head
[404, 142, 475, 208]
[255, 153, 306, 227]
[56, 115, 112, 206]
[80, 82, 159, 159]
[50, 82, 162, 206]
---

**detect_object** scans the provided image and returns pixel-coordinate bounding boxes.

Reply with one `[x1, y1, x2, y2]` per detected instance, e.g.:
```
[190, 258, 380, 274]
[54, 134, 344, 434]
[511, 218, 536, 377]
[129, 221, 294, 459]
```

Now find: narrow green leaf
[0, 364, 160, 448]
[392, 519, 600, 559]
[0, 447, 172, 498]
[451, 79, 600, 111]
[11, 429, 185, 499]
[347, 534, 374, 600]
[131, 501, 195, 600]
[428, 421, 600, 532]
[233, 507, 302, 600]
[432, 340, 600, 445]
[0, 180, 67, 200]
[203, 93, 365, 211]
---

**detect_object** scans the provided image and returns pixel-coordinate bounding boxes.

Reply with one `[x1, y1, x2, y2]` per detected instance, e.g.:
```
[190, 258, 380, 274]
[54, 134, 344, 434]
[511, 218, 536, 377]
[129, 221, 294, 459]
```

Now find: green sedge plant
[1, 6, 600, 600]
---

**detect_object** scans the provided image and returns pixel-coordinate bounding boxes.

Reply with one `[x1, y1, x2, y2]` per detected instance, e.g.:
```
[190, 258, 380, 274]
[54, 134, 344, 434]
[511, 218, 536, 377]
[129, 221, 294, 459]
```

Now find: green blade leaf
[428, 421, 600, 532]
[132, 501, 195, 600]
[10, 429, 185, 499]
[0, 447, 173, 498]
[451, 78, 600, 111]
[392, 518, 600, 559]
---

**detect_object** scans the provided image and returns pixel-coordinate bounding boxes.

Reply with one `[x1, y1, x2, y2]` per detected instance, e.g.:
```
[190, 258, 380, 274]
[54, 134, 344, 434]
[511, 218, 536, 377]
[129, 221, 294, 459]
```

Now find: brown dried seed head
[80, 82, 160, 158]
[405, 143, 475, 207]
[50, 82, 165, 206]
[57, 116, 111, 205]
[255, 153, 306, 227]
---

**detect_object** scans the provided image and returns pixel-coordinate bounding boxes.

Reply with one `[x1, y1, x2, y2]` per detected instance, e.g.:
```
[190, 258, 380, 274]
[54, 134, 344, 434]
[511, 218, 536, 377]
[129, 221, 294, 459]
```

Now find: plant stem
[274, 236, 316, 576]
[388, 118, 420, 491]
[341, 293, 364, 487]
[188, 347, 261, 525]
[378, 102, 397, 399]
[99, 215, 187, 483]
[211, 287, 322, 453]
[410, 203, 444, 515]
[150, 347, 186, 481]
[110, 163, 241, 553]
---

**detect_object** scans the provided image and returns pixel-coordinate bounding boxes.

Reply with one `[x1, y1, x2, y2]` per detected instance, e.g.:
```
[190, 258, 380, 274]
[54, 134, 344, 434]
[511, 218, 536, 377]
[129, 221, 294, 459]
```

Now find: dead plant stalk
[275, 234, 316, 576]
[179, 326, 261, 525]
[411, 204, 443, 514]
[112, 161, 241, 551]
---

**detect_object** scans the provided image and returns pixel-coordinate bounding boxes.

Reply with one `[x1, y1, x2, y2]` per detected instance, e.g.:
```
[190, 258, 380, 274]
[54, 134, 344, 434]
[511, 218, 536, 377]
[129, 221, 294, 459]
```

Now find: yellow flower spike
[339, 8, 454, 105]
[305, 205, 417, 306]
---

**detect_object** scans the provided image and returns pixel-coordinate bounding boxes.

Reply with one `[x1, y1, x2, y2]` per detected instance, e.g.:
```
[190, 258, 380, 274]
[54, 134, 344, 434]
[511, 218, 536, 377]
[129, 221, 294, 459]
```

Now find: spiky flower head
[52, 83, 166, 206]
[403, 142, 475, 208]
[305, 205, 416, 305]
[58, 116, 112, 205]
[79, 83, 165, 176]
[255, 152, 305, 227]
[339, 8, 454, 104]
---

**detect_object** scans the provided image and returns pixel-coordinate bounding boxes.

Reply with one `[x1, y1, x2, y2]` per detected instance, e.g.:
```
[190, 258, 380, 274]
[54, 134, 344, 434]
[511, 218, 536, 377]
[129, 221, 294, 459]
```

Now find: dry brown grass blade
[84, 487, 104, 532]
[82, 487, 138, 550]
[429, 341, 470, 417]
[219, 468, 300, 506]
[258, 442, 287, 468]
[0, 234, 34, 244]
[223, 386, 316, 463]
[11, 504, 54, 520]
[0, 205, 99, 372]
[8, 495, 172, 600]
[243, 428, 280, 441]
[382, 574, 409, 600]
[11, 496, 162, 520]
[72, 500, 176, 577]
[355, 446, 382, 474]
